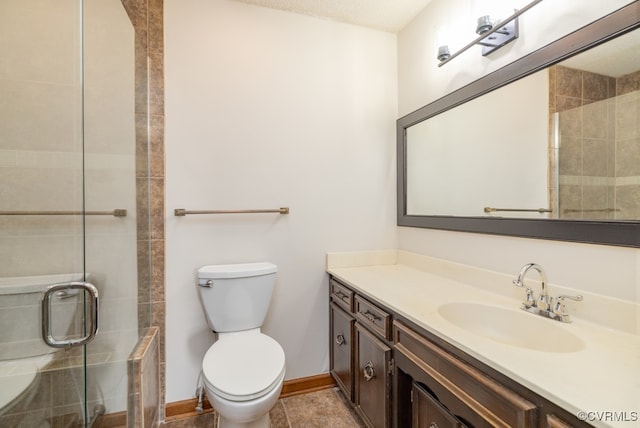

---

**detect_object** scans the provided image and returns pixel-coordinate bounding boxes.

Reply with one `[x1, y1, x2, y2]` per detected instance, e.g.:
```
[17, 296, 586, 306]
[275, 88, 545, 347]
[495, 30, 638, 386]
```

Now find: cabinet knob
[363, 361, 376, 382]
[335, 334, 345, 346]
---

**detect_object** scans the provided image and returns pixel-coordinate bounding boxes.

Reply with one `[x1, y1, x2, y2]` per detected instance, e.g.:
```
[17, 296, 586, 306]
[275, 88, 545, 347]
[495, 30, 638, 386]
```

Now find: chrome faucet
[513, 263, 549, 310]
[512, 263, 583, 322]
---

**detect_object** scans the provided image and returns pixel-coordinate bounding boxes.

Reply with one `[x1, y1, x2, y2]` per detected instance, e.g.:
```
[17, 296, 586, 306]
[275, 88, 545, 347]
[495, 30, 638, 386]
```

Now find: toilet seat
[202, 333, 285, 402]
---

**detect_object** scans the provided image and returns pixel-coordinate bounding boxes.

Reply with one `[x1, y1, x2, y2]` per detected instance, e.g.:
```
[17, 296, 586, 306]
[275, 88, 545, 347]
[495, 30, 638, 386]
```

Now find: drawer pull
[334, 290, 349, 301]
[363, 361, 376, 381]
[360, 310, 380, 323]
[335, 334, 346, 346]
[429, 423, 439, 428]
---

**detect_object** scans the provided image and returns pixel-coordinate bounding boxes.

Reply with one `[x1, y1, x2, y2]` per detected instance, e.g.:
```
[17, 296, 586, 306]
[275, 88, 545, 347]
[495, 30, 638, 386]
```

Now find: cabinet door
[356, 322, 391, 428]
[394, 321, 537, 428]
[330, 302, 355, 401]
[546, 414, 573, 428]
[413, 382, 465, 428]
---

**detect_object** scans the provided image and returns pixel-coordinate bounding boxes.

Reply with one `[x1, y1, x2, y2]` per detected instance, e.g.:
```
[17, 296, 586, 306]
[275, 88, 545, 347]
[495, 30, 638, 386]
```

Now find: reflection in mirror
[406, 70, 549, 218]
[552, 31, 640, 220]
[398, 2, 640, 247]
[406, 29, 640, 220]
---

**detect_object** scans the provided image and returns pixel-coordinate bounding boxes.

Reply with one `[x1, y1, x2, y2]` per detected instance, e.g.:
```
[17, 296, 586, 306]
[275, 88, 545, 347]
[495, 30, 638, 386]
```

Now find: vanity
[327, 251, 640, 428]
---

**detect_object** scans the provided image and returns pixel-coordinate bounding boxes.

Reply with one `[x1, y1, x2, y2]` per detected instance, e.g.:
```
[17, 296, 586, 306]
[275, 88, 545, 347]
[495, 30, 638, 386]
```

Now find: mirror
[398, 2, 640, 247]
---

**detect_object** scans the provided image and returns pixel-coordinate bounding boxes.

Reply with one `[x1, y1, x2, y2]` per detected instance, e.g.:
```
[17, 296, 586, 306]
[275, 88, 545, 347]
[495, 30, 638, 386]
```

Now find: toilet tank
[197, 262, 277, 333]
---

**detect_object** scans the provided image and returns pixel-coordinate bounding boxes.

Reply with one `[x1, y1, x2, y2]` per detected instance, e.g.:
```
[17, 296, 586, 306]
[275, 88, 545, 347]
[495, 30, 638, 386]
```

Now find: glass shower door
[0, 0, 141, 426]
[82, 0, 140, 425]
[0, 0, 92, 424]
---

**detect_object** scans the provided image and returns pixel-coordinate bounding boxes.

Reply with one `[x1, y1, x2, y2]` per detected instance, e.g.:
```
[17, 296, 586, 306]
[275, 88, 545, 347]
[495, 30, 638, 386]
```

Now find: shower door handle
[42, 281, 99, 348]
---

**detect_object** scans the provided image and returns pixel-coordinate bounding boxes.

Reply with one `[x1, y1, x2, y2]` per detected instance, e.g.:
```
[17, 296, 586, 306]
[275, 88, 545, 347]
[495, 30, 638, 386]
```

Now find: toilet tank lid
[198, 262, 277, 279]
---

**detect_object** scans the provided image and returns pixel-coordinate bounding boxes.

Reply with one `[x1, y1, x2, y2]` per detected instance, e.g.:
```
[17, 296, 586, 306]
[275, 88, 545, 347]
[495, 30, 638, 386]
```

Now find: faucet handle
[557, 294, 583, 302]
[523, 287, 536, 309]
[552, 294, 583, 318]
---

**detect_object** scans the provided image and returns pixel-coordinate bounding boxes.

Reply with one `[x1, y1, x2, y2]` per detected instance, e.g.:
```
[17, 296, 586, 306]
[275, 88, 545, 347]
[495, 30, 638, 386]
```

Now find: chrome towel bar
[0, 209, 127, 217]
[174, 207, 289, 216]
[563, 208, 620, 214]
[484, 207, 551, 214]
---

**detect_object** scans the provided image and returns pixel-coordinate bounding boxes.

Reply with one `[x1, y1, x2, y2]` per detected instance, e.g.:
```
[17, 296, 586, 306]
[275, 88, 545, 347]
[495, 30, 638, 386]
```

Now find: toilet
[197, 263, 285, 428]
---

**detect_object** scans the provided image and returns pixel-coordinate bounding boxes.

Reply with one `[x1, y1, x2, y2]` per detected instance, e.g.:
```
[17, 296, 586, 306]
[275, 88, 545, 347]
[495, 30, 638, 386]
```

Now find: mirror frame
[397, 1, 640, 248]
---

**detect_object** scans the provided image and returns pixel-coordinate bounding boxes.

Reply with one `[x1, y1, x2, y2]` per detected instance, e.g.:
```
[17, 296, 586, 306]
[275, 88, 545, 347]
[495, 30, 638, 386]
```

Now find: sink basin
[437, 302, 584, 353]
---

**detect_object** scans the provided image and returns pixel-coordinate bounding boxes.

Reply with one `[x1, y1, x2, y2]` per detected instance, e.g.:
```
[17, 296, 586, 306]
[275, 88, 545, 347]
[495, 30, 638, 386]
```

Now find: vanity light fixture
[437, 45, 451, 62]
[476, 15, 494, 35]
[437, 0, 543, 66]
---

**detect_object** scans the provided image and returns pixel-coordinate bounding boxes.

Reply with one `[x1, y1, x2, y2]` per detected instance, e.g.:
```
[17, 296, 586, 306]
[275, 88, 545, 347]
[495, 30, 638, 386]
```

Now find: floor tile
[282, 388, 365, 428]
[269, 401, 289, 428]
[162, 387, 364, 428]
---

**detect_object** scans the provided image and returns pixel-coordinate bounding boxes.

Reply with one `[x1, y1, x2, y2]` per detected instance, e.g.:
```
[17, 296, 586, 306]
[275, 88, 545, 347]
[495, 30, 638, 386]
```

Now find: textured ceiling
[230, 0, 434, 33]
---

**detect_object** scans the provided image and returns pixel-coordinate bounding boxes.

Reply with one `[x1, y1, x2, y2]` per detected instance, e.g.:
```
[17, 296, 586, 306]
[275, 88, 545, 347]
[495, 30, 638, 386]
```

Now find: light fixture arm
[438, 0, 544, 67]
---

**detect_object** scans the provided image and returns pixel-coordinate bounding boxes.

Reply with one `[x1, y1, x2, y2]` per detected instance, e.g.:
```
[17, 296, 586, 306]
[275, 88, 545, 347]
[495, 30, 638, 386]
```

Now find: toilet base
[217, 413, 270, 428]
[205, 370, 283, 428]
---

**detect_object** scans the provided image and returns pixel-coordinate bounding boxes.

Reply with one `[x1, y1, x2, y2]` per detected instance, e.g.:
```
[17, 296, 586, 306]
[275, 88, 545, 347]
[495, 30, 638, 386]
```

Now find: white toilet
[197, 262, 286, 428]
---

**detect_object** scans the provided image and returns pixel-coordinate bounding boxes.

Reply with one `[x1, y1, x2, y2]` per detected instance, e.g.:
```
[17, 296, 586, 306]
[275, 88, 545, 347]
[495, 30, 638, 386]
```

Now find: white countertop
[327, 251, 640, 428]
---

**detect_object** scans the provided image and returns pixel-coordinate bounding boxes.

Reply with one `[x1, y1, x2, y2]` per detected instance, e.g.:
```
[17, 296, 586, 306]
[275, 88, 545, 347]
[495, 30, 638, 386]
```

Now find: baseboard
[165, 397, 214, 420]
[165, 373, 336, 421]
[279, 373, 336, 398]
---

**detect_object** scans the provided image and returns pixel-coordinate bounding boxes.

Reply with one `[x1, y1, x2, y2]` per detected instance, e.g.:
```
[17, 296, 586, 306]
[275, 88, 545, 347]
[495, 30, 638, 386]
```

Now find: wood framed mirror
[397, 1, 640, 247]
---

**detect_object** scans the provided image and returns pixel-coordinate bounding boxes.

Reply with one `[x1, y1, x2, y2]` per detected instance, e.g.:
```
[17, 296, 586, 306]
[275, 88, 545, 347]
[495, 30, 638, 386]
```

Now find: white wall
[398, 0, 640, 306]
[165, 0, 397, 402]
[407, 70, 549, 217]
[399, 0, 637, 116]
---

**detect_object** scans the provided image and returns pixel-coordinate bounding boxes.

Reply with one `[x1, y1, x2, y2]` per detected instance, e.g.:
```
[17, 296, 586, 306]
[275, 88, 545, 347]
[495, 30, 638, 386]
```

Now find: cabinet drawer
[355, 295, 391, 340]
[330, 279, 354, 312]
[394, 321, 537, 428]
[413, 382, 465, 428]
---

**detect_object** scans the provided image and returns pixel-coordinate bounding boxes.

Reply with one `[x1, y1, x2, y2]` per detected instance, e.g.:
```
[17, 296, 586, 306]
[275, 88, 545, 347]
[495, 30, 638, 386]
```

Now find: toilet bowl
[202, 330, 285, 428]
[197, 263, 286, 428]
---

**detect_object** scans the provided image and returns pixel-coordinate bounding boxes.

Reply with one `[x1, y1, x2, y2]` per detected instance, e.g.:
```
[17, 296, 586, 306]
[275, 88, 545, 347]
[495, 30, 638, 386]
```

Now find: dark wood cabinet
[412, 382, 465, 428]
[330, 278, 393, 428]
[546, 414, 574, 428]
[330, 302, 355, 401]
[393, 319, 594, 428]
[394, 321, 537, 428]
[356, 322, 392, 428]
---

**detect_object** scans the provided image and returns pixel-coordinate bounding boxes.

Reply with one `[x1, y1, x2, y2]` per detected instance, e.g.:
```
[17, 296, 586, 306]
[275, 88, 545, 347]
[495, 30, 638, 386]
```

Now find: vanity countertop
[327, 251, 640, 428]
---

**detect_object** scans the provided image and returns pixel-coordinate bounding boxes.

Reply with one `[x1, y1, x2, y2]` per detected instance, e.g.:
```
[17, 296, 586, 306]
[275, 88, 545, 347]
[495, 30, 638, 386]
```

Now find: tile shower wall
[121, 0, 166, 422]
[615, 70, 640, 219]
[550, 65, 640, 219]
[128, 327, 161, 428]
[0, 2, 85, 277]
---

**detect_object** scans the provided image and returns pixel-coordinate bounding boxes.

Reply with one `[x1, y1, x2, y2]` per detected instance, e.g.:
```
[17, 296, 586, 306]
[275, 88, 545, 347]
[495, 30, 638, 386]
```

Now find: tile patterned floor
[162, 387, 366, 428]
